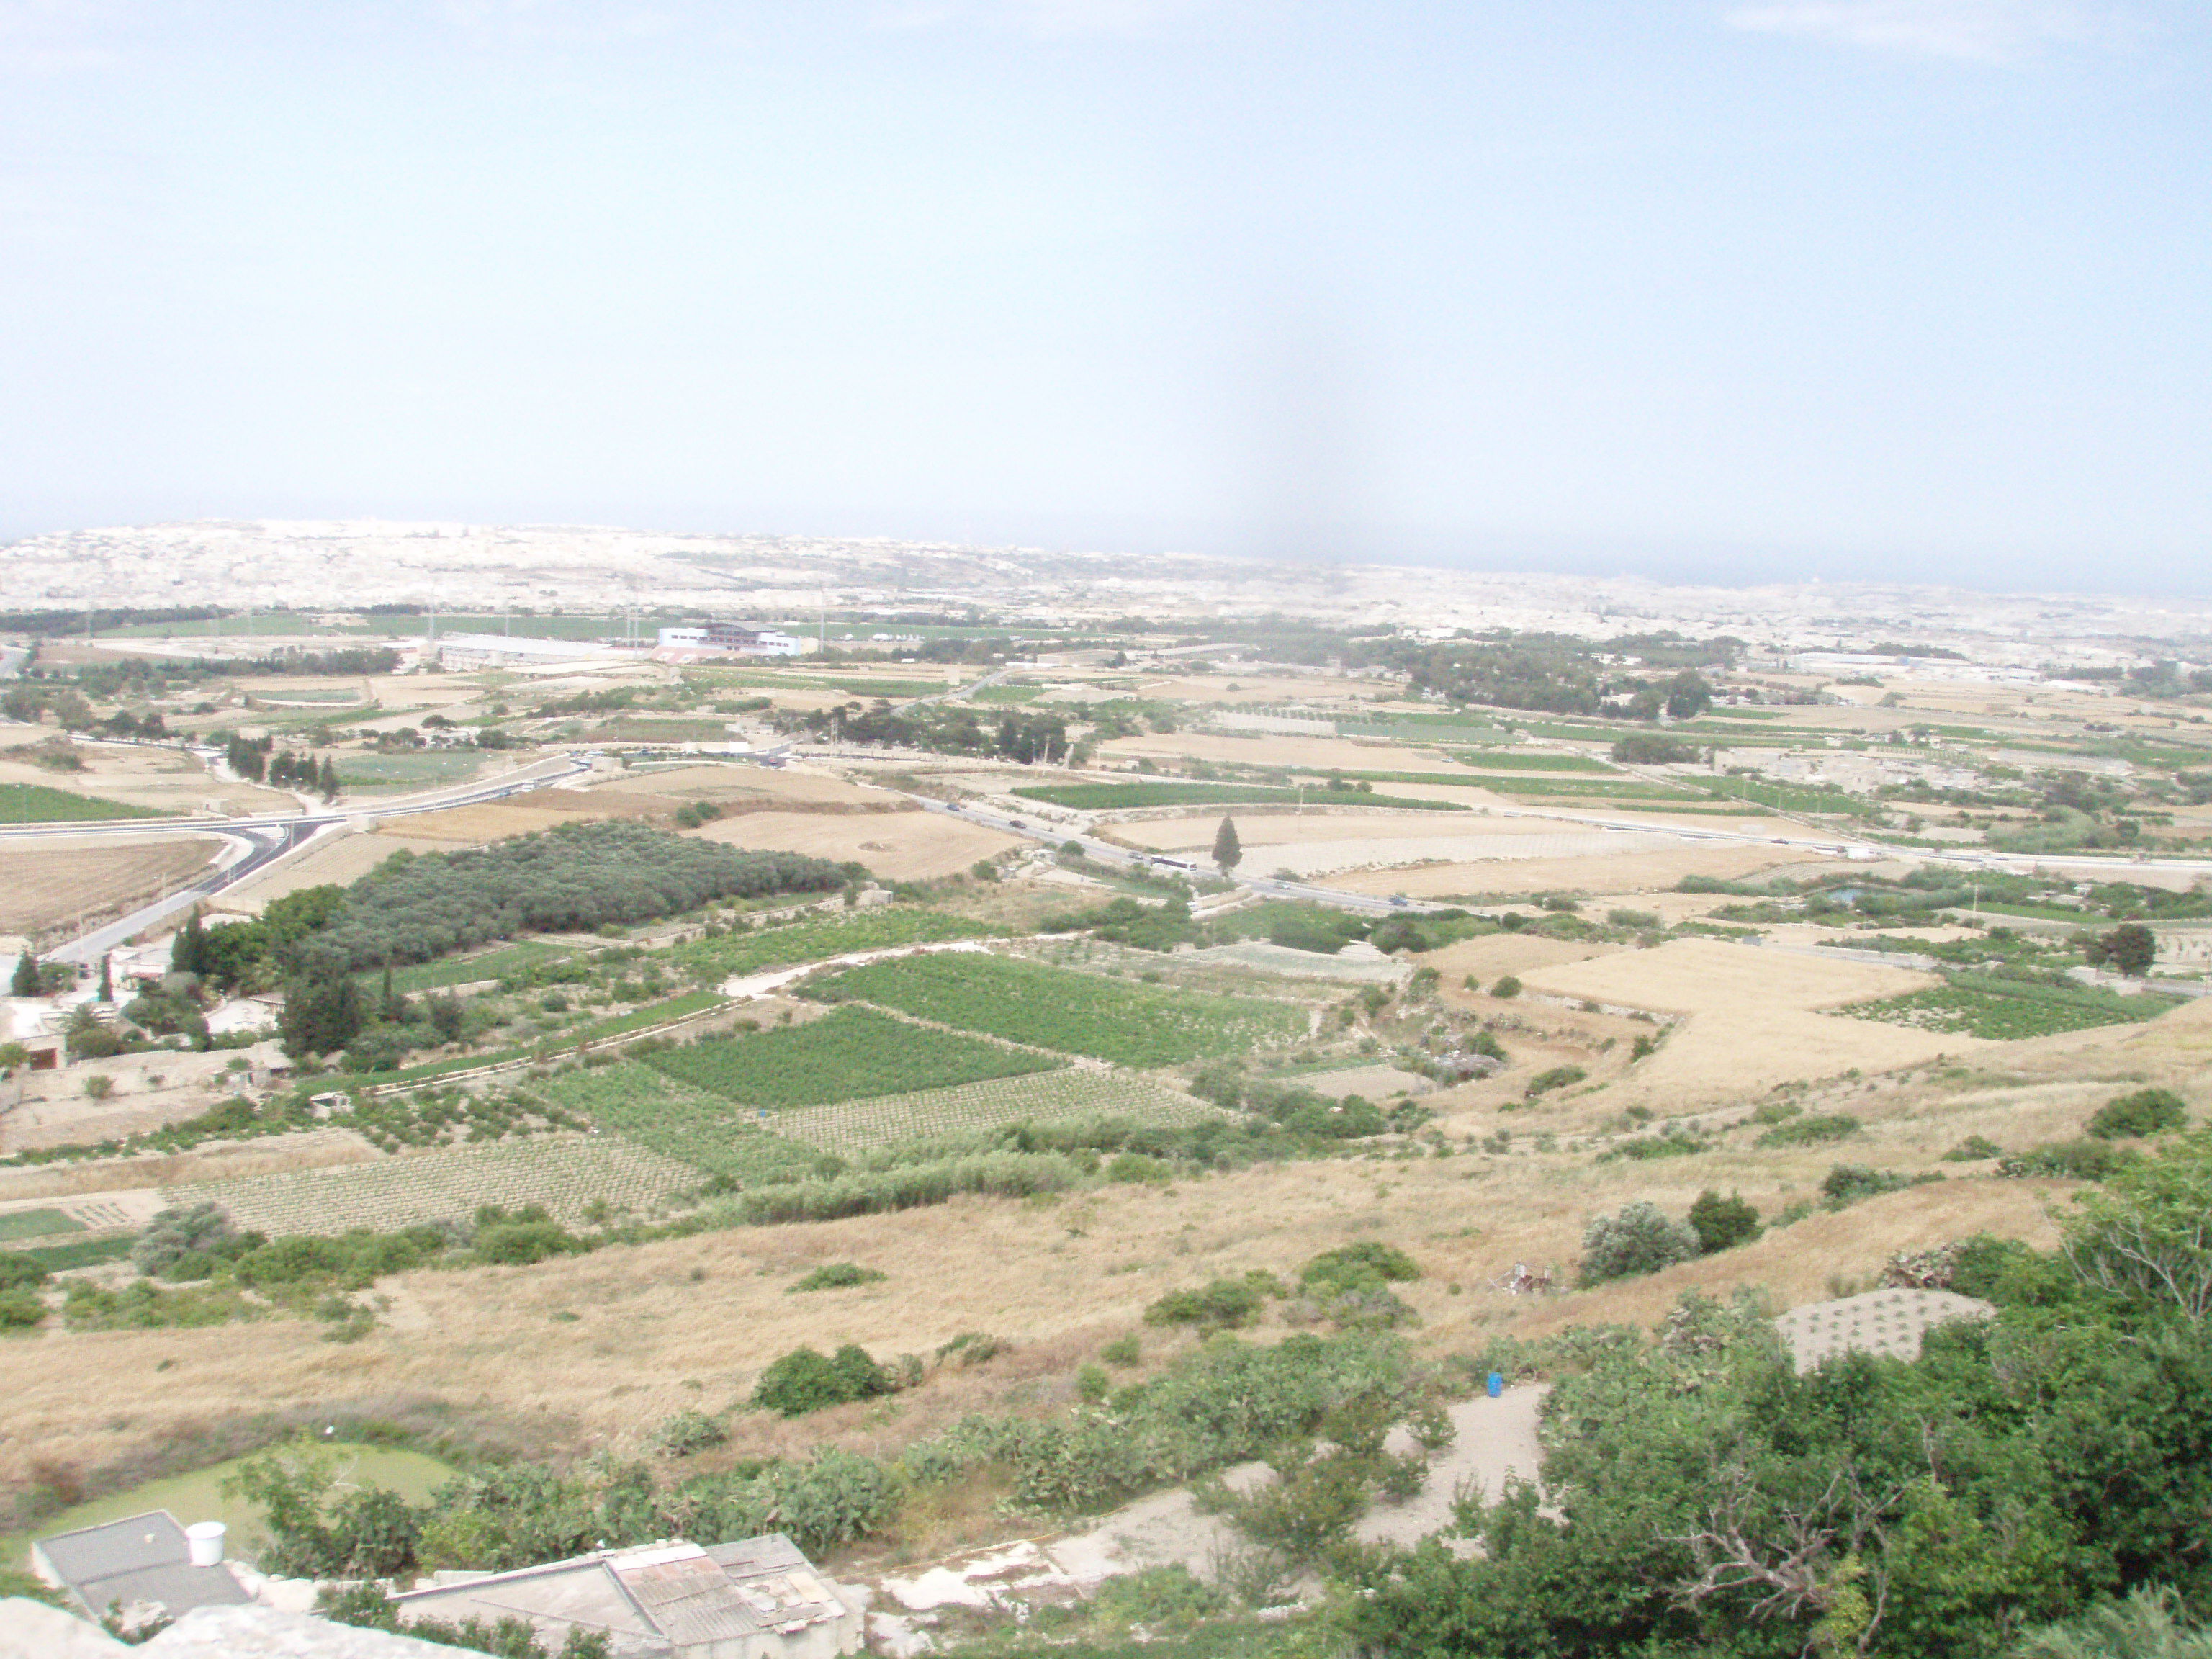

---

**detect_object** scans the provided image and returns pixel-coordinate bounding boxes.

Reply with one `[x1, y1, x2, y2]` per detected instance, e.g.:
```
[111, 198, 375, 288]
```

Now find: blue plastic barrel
[1487, 1371, 1504, 1398]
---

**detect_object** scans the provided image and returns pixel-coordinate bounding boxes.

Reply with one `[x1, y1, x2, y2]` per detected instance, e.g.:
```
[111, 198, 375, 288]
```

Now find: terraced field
[525, 1064, 827, 1182]
[162, 1135, 696, 1231]
[773, 1070, 1224, 1156]
[643, 1006, 1062, 1107]
[809, 953, 1305, 1066]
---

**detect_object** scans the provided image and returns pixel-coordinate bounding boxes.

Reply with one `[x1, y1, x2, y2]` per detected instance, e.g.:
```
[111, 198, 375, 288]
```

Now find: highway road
[7, 750, 595, 964]
[897, 786, 2212, 917]
[16, 732, 2212, 966]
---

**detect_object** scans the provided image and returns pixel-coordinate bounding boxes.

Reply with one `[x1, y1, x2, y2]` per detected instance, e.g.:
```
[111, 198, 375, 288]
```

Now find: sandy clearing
[691, 810, 1024, 879]
[1506, 937, 1983, 1107]
[601, 764, 890, 808]
[0, 837, 222, 938]
[210, 830, 454, 912]
[1115, 811, 1593, 850]
[1329, 843, 1832, 898]
[374, 788, 678, 843]
[1424, 935, 1622, 981]
[1518, 936, 1935, 1017]
[1095, 732, 1487, 773]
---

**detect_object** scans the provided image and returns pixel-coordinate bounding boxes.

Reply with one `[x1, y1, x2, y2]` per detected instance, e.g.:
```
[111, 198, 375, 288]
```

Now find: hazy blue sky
[3, 1, 2208, 589]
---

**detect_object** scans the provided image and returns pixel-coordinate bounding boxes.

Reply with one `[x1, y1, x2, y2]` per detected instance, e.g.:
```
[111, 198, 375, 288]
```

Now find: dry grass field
[1511, 937, 1979, 1107]
[0, 836, 220, 939]
[690, 810, 1023, 879]
[1328, 843, 1831, 899]
[602, 764, 892, 809]
[0, 1138, 2073, 1498]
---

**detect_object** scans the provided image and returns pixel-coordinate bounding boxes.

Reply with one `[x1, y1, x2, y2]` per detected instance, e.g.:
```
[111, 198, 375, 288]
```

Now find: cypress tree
[98, 954, 112, 1003]
[1212, 814, 1243, 873]
[319, 756, 339, 800]
[171, 909, 207, 976]
[10, 950, 38, 997]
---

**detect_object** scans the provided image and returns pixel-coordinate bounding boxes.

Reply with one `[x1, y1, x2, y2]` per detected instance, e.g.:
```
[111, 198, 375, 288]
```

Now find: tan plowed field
[1513, 937, 1981, 1106]
[0, 836, 222, 939]
[690, 809, 1024, 879]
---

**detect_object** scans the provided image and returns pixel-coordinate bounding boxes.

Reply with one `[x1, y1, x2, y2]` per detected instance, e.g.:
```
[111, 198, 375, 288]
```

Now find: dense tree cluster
[771, 698, 1071, 763]
[295, 821, 852, 974]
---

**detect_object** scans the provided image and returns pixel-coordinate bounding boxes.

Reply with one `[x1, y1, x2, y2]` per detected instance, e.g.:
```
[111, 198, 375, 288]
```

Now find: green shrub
[788, 1262, 886, 1293]
[132, 1201, 238, 1276]
[1751, 1100, 1802, 1125]
[0, 1287, 46, 1328]
[1100, 1334, 1141, 1367]
[2001, 1140, 2139, 1182]
[2087, 1087, 2188, 1140]
[652, 1409, 729, 1457]
[1943, 1134, 2005, 1161]
[1687, 1190, 1762, 1254]
[1578, 1202, 1699, 1286]
[1086, 1565, 1230, 1630]
[1300, 1243, 1419, 1296]
[1755, 1113, 1861, 1148]
[1821, 1164, 1914, 1208]
[1144, 1277, 1267, 1333]
[752, 1344, 896, 1417]
[1523, 1065, 1586, 1100]
[1491, 975, 1522, 999]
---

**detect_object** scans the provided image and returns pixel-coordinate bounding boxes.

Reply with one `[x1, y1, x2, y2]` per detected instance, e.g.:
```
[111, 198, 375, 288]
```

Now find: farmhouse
[387, 1532, 863, 1659]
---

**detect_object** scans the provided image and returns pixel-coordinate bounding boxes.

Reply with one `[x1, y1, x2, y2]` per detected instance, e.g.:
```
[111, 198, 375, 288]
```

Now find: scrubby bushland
[230, 1331, 1444, 1591]
[296, 822, 854, 973]
[1344, 1136, 2212, 1659]
[1578, 1202, 1700, 1286]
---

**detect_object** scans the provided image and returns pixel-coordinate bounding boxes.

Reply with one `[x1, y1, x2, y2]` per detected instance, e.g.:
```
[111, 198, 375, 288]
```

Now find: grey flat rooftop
[33, 1512, 252, 1619]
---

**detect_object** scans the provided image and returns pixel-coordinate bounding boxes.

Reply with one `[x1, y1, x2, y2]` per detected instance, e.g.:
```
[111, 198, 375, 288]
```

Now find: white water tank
[185, 1521, 226, 1566]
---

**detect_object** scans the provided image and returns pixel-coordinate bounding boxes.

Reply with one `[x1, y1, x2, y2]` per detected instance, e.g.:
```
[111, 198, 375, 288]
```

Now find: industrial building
[655, 623, 810, 657]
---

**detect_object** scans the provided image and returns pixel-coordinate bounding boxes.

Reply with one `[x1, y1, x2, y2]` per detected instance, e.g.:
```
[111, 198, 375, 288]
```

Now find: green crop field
[528, 1064, 826, 1182]
[163, 1134, 698, 1233]
[1010, 782, 1467, 812]
[0, 783, 161, 822]
[1419, 752, 1617, 772]
[590, 719, 731, 744]
[0, 1207, 86, 1243]
[672, 909, 997, 979]
[645, 1006, 1063, 1107]
[334, 751, 487, 788]
[1337, 714, 1511, 738]
[1462, 775, 1700, 799]
[774, 1069, 1224, 1156]
[809, 953, 1305, 1067]
[1841, 974, 2182, 1041]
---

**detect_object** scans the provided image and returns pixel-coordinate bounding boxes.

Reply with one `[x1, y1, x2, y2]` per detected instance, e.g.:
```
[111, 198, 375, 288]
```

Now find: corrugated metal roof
[611, 1548, 767, 1646]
